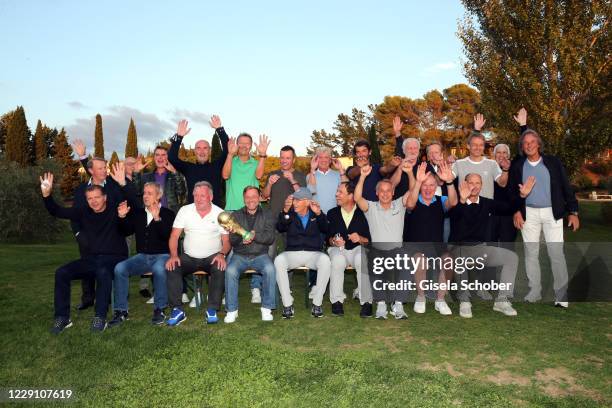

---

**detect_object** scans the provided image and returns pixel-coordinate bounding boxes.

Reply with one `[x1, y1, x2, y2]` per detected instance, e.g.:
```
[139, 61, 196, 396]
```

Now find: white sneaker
[493, 300, 517, 316]
[413, 296, 426, 314]
[224, 310, 238, 323]
[146, 296, 154, 304]
[375, 301, 388, 320]
[222, 296, 225, 306]
[477, 289, 493, 300]
[261, 307, 273, 321]
[391, 301, 408, 320]
[182, 293, 190, 304]
[459, 302, 473, 318]
[435, 300, 452, 316]
[524, 289, 542, 303]
[554, 301, 569, 308]
[189, 294, 198, 308]
[251, 288, 261, 304]
[352, 288, 359, 300]
[308, 286, 317, 300]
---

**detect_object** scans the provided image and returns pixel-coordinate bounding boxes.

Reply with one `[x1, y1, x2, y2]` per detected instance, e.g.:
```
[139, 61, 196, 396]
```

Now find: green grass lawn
[0, 203, 610, 407]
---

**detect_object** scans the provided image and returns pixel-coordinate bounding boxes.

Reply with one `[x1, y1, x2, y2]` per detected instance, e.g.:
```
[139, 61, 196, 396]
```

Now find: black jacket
[326, 205, 370, 251]
[508, 154, 578, 221]
[277, 209, 328, 252]
[118, 207, 175, 255]
[229, 207, 276, 258]
[449, 197, 514, 243]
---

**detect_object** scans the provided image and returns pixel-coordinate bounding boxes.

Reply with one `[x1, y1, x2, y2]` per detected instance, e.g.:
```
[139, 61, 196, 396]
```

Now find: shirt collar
[418, 194, 437, 205]
[466, 197, 480, 205]
[88, 177, 106, 187]
[341, 204, 356, 216]
[316, 168, 331, 175]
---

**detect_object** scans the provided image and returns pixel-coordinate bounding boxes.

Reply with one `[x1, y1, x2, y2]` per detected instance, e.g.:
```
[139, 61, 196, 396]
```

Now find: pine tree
[46, 128, 58, 158]
[125, 118, 138, 158]
[211, 132, 221, 163]
[94, 114, 104, 158]
[367, 125, 382, 165]
[109, 151, 120, 170]
[54, 128, 82, 200]
[0, 112, 8, 153]
[34, 120, 48, 164]
[5, 106, 31, 166]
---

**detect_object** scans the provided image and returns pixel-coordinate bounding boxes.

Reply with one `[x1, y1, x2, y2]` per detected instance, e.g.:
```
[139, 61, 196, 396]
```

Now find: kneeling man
[224, 186, 276, 322]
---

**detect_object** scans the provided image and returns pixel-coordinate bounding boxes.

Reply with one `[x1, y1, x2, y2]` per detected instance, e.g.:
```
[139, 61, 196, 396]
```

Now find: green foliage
[601, 202, 612, 226]
[109, 151, 120, 169]
[367, 125, 382, 165]
[459, 0, 611, 176]
[4, 106, 31, 166]
[210, 132, 222, 163]
[94, 113, 104, 158]
[572, 174, 594, 191]
[54, 128, 82, 201]
[307, 129, 342, 156]
[125, 118, 138, 158]
[0, 156, 65, 242]
[585, 159, 612, 176]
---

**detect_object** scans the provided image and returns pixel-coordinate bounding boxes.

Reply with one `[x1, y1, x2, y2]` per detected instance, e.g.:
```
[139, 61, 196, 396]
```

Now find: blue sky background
[0, 0, 468, 156]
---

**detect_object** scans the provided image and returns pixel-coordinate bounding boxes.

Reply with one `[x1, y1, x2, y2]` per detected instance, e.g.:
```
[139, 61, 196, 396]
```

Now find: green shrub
[0, 157, 67, 243]
[572, 174, 594, 191]
[585, 159, 612, 176]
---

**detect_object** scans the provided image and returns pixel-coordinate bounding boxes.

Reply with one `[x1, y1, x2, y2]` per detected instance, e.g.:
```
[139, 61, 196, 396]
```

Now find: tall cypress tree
[211, 132, 222, 163]
[54, 128, 82, 201]
[5, 106, 31, 166]
[125, 118, 138, 158]
[46, 127, 58, 158]
[0, 113, 8, 153]
[94, 114, 104, 158]
[34, 120, 47, 164]
[367, 125, 382, 165]
[109, 151, 120, 169]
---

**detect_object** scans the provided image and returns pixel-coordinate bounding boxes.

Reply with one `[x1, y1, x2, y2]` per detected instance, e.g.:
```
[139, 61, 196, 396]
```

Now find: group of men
[42, 108, 580, 333]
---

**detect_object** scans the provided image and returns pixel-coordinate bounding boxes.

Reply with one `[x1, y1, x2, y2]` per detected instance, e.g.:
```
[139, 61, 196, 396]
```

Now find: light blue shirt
[523, 159, 552, 208]
[308, 169, 341, 214]
[417, 194, 448, 212]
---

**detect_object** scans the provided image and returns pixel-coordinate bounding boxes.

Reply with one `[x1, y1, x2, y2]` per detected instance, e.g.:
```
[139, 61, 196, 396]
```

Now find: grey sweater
[229, 207, 276, 258]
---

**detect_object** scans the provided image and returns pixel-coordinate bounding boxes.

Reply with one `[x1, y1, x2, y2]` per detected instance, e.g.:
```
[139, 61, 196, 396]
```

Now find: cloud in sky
[67, 101, 89, 110]
[169, 108, 212, 125]
[65, 106, 175, 158]
[424, 62, 458, 73]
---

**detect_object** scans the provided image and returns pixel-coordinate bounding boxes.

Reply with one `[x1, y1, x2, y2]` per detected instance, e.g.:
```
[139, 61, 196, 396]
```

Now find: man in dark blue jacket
[274, 188, 330, 319]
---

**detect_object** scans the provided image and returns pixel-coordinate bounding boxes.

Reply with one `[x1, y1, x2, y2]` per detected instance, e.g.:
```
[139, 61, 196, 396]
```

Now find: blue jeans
[225, 254, 276, 311]
[114, 253, 169, 311]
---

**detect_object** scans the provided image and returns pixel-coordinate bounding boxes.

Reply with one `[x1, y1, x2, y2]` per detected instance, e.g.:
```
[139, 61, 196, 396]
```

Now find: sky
[0, 0, 468, 157]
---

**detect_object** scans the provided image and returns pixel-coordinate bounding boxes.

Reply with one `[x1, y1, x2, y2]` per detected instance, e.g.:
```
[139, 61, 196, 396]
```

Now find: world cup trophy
[218, 211, 254, 241]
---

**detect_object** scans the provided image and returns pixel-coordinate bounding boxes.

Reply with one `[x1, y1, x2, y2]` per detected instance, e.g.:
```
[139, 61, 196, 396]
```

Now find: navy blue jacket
[326, 205, 370, 251]
[277, 209, 328, 252]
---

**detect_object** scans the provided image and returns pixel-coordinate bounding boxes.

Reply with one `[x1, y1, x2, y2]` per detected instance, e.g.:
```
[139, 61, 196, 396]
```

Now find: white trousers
[327, 246, 366, 304]
[274, 251, 331, 307]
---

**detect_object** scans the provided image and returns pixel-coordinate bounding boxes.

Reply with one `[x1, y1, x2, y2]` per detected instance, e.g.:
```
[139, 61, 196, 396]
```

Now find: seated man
[325, 182, 371, 317]
[404, 162, 457, 315]
[224, 186, 276, 323]
[274, 188, 330, 318]
[109, 182, 176, 327]
[165, 181, 230, 325]
[449, 173, 523, 318]
[40, 169, 130, 333]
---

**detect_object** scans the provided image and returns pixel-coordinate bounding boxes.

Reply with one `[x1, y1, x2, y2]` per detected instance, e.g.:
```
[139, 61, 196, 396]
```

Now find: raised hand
[331, 158, 344, 173]
[360, 165, 372, 178]
[149, 203, 161, 221]
[227, 137, 238, 156]
[474, 113, 486, 131]
[268, 174, 281, 186]
[437, 161, 454, 183]
[519, 176, 536, 198]
[134, 155, 152, 173]
[164, 160, 176, 174]
[309, 200, 321, 215]
[282, 170, 295, 184]
[458, 181, 471, 202]
[39, 172, 54, 197]
[310, 155, 319, 173]
[446, 154, 457, 165]
[283, 194, 293, 213]
[390, 155, 402, 167]
[177, 119, 191, 137]
[513, 108, 527, 126]
[393, 115, 403, 137]
[110, 162, 126, 186]
[209, 115, 222, 129]
[415, 162, 430, 183]
[71, 139, 86, 157]
[401, 158, 414, 174]
[255, 134, 270, 156]
[497, 157, 511, 171]
[117, 200, 131, 218]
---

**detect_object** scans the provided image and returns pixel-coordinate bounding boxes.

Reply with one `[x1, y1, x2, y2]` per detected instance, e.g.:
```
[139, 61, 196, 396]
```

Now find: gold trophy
[218, 211, 254, 241]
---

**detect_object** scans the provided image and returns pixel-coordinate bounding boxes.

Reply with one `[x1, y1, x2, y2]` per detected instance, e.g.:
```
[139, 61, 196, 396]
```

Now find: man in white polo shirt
[165, 181, 230, 326]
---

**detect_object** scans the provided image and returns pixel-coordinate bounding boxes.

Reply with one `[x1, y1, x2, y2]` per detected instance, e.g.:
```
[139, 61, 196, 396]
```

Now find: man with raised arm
[168, 116, 229, 206]
[345, 140, 401, 201]
[306, 147, 344, 215]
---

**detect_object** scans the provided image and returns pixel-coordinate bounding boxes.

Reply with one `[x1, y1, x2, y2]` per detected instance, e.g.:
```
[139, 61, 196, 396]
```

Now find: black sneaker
[282, 305, 294, 319]
[139, 288, 152, 298]
[331, 301, 344, 316]
[50, 317, 72, 334]
[108, 310, 129, 328]
[359, 302, 373, 318]
[91, 316, 107, 332]
[75, 301, 94, 311]
[311, 304, 324, 318]
[151, 308, 165, 325]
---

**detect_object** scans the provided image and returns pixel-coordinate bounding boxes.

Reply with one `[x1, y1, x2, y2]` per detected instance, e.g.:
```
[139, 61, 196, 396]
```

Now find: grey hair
[193, 181, 214, 197]
[493, 143, 510, 157]
[425, 141, 443, 156]
[375, 179, 394, 193]
[467, 132, 485, 145]
[519, 129, 544, 155]
[314, 146, 333, 157]
[143, 182, 164, 197]
[464, 173, 482, 182]
[402, 137, 421, 153]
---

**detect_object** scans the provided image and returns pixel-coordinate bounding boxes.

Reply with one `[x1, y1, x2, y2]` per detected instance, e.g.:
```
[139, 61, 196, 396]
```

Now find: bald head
[195, 139, 211, 163]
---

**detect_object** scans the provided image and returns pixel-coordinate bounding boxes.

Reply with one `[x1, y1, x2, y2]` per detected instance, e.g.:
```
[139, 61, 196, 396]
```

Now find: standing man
[168, 116, 228, 207]
[345, 140, 401, 201]
[306, 147, 344, 214]
[491, 143, 517, 249]
[223, 186, 277, 323]
[262, 145, 307, 258]
[509, 109, 579, 308]
[222, 133, 269, 210]
[325, 182, 371, 317]
[274, 188, 330, 318]
[165, 181, 230, 325]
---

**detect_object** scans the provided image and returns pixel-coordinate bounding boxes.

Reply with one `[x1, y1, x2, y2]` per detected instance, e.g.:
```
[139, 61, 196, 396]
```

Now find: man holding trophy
[220, 186, 277, 322]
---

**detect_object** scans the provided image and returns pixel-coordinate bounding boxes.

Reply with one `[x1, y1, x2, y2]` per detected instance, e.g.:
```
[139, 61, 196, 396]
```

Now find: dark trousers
[54, 255, 126, 319]
[76, 233, 96, 304]
[168, 253, 224, 310]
